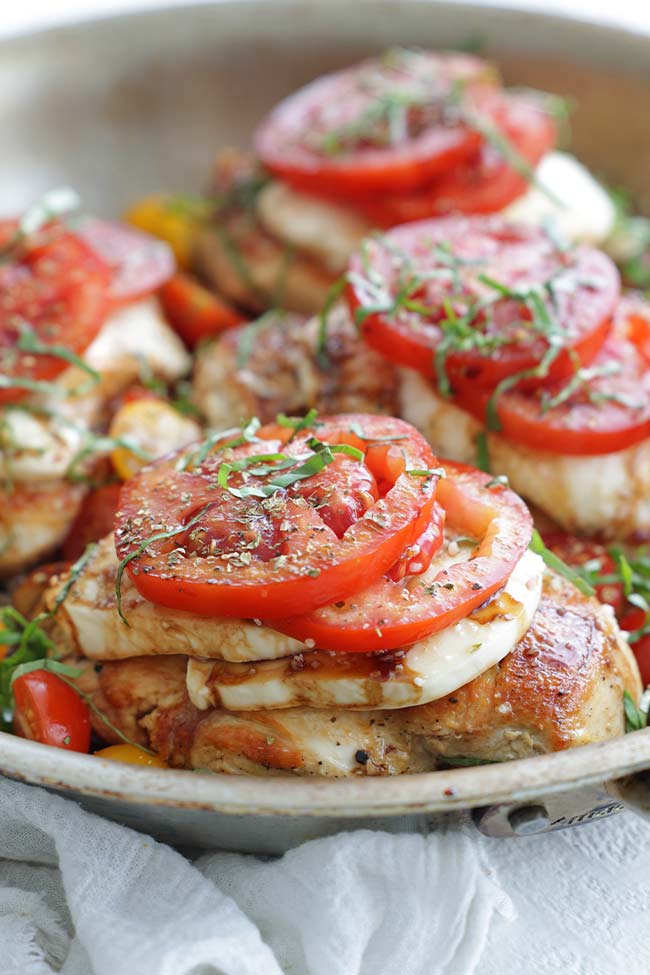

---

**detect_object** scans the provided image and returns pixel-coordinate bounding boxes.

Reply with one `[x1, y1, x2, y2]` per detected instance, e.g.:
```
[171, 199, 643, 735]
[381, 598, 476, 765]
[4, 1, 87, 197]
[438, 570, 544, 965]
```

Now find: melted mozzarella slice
[51, 534, 310, 663]
[256, 180, 372, 273]
[82, 297, 191, 386]
[186, 549, 543, 712]
[0, 408, 86, 484]
[398, 367, 650, 539]
[502, 151, 616, 245]
[1, 299, 193, 486]
[256, 153, 615, 278]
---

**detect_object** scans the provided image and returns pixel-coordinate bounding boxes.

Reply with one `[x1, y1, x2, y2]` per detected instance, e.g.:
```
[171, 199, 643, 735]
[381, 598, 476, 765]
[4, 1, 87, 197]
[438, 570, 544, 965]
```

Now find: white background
[0, 0, 649, 38]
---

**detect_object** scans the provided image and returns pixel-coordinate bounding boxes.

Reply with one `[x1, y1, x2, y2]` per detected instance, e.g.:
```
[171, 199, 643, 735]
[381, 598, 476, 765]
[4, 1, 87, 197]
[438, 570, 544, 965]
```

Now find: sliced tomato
[159, 273, 245, 348]
[254, 51, 495, 197]
[455, 328, 650, 454]
[0, 220, 111, 405]
[350, 216, 619, 391]
[115, 414, 441, 618]
[543, 534, 625, 613]
[387, 501, 445, 582]
[78, 217, 175, 305]
[272, 462, 532, 652]
[13, 669, 91, 752]
[350, 90, 556, 225]
[62, 483, 122, 561]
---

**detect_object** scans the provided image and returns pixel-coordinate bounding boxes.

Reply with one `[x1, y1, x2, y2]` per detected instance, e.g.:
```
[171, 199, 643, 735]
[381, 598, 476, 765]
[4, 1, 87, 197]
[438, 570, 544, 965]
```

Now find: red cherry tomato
[255, 51, 493, 197]
[350, 216, 618, 389]
[114, 415, 441, 619]
[78, 217, 175, 305]
[0, 220, 111, 405]
[159, 273, 245, 348]
[13, 669, 91, 752]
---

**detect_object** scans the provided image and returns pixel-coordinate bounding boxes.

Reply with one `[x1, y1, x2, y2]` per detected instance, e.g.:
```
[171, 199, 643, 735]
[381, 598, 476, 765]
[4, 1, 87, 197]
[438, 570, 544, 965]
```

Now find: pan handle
[607, 769, 650, 819]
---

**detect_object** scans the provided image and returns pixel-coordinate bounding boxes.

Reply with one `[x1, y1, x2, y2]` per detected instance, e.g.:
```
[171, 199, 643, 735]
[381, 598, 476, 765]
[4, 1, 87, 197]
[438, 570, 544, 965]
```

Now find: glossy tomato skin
[349, 216, 618, 391]
[455, 327, 650, 455]
[78, 217, 175, 305]
[61, 483, 122, 561]
[13, 670, 91, 753]
[293, 453, 379, 537]
[0, 221, 111, 405]
[254, 52, 493, 197]
[115, 415, 441, 619]
[387, 501, 445, 582]
[349, 90, 556, 225]
[159, 273, 245, 348]
[273, 461, 533, 652]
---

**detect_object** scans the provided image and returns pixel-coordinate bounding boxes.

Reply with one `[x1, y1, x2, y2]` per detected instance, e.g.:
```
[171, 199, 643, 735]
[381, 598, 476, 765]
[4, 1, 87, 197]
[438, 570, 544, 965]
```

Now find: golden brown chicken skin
[399, 573, 641, 762]
[71, 573, 640, 777]
[192, 303, 400, 430]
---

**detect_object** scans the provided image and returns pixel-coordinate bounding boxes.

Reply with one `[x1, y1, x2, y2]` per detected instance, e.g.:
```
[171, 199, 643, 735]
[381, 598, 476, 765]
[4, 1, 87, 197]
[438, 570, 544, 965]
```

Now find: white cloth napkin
[1, 775, 649, 975]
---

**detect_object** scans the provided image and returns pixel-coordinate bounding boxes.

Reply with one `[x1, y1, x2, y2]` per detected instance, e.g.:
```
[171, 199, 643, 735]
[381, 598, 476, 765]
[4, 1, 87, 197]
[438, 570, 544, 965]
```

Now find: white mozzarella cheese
[1, 299, 192, 486]
[398, 367, 650, 539]
[502, 151, 616, 245]
[82, 297, 191, 384]
[256, 180, 372, 273]
[52, 534, 311, 663]
[256, 153, 615, 278]
[185, 549, 543, 712]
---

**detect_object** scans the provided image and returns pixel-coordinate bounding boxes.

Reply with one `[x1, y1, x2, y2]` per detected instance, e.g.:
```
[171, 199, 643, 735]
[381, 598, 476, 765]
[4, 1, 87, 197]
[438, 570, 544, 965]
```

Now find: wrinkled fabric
[0, 775, 648, 975]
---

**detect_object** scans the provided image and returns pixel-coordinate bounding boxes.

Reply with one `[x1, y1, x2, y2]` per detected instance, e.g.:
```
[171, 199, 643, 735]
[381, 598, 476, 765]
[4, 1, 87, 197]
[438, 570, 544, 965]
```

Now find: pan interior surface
[0, 1, 649, 842]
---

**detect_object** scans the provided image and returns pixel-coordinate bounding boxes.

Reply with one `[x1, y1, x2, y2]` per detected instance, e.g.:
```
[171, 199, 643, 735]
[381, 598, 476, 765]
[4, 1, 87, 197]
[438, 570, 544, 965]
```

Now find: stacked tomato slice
[347, 215, 650, 456]
[254, 50, 556, 220]
[0, 213, 174, 405]
[115, 414, 533, 652]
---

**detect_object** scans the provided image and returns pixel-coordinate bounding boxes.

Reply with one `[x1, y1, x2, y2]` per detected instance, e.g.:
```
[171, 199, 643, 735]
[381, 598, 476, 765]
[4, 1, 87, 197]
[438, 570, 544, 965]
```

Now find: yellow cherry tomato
[109, 397, 201, 481]
[123, 194, 206, 269]
[94, 744, 168, 768]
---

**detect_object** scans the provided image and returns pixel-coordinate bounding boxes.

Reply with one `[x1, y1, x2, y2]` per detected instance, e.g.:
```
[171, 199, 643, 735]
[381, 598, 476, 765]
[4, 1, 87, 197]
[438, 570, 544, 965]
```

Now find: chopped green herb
[475, 431, 491, 473]
[529, 529, 595, 597]
[624, 690, 648, 733]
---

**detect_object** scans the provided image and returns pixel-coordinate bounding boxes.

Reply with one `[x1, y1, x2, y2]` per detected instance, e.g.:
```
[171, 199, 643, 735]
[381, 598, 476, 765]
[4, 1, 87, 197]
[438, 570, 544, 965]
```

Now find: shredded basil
[529, 529, 595, 597]
[624, 690, 648, 733]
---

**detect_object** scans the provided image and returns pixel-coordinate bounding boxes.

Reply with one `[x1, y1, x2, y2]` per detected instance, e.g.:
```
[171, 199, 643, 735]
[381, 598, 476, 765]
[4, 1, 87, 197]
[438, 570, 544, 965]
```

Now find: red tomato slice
[0, 220, 111, 405]
[350, 90, 556, 225]
[349, 216, 619, 390]
[387, 501, 445, 582]
[254, 51, 495, 197]
[272, 462, 532, 652]
[543, 533, 624, 612]
[115, 414, 442, 618]
[13, 669, 91, 752]
[159, 273, 246, 348]
[78, 217, 175, 305]
[455, 327, 650, 454]
[62, 483, 122, 561]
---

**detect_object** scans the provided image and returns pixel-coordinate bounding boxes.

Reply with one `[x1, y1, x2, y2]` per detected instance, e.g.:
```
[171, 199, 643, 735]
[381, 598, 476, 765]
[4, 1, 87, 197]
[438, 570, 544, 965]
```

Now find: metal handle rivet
[508, 804, 550, 835]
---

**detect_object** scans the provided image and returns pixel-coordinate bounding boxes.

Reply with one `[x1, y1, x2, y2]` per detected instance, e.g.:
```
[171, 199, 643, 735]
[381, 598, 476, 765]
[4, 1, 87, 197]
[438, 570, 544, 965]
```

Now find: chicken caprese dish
[1, 48, 649, 777]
